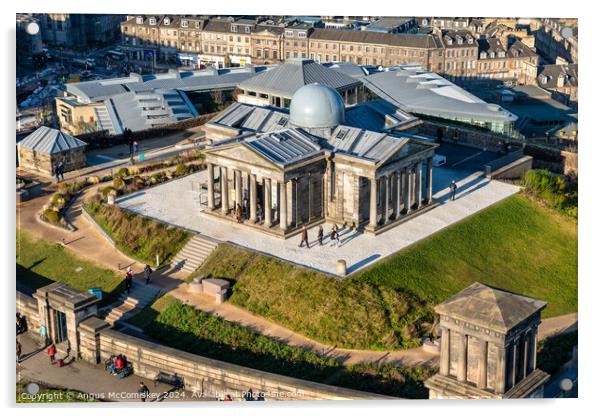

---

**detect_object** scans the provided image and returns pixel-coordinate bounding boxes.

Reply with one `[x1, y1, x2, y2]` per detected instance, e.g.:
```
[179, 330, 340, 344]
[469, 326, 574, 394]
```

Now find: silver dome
[289, 83, 345, 129]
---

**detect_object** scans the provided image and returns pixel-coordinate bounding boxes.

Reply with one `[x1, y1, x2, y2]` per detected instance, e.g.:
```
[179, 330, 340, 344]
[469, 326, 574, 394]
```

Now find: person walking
[317, 225, 324, 246]
[54, 164, 61, 183]
[47, 343, 56, 364]
[449, 180, 458, 201]
[16, 341, 22, 363]
[330, 225, 340, 247]
[299, 225, 309, 248]
[235, 203, 243, 223]
[125, 266, 134, 294]
[138, 382, 150, 402]
[58, 161, 65, 182]
[133, 140, 139, 155]
[452, 129, 460, 146]
[143, 264, 153, 285]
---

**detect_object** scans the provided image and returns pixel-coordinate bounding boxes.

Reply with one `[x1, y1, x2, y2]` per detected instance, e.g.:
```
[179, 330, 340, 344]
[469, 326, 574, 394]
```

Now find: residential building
[364, 17, 417, 34]
[440, 30, 479, 80]
[537, 64, 578, 108]
[38, 13, 123, 48]
[251, 24, 284, 64]
[282, 23, 312, 60]
[476, 39, 539, 84]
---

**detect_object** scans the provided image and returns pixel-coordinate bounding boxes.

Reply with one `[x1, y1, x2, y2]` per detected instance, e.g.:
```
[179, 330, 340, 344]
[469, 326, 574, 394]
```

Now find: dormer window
[298, 32, 306, 38]
[457, 37, 463, 45]
[136, 16, 143, 24]
[195, 21, 200, 29]
[245, 26, 250, 33]
[480, 51, 487, 59]
[444, 36, 452, 45]
[231, 24, 238, 32]
[467, 36, 473, 44]
[149, 17, 156, 26]
[489, 52, 495, 58]
[164, 17, 170, 25]
[181, 20, 188, 28]
[285, 30, 294, 38]
[498, 51, 505, 58]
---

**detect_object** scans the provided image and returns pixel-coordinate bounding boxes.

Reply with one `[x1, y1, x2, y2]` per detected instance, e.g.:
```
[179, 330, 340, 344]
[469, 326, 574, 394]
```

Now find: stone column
[279, 181, 287, 231]
[207, 163, 215, 210]
[426, 157, 433, 204]
[235, 170, 243, 208]
[509, 339, 518, 388]
[249, 174, 257, 222]
[403, 168, 411, 214]
[392, 171, 400, 220]
[264, 178, 272, 227]
[478, 339, 489, 389]
[414, 161, 423, 209]
[495, 343, 507, 394]
[384, 175, 391, 224]
[220, 167, 229, 214]
[369, 177, 378, 229]
[528, 327, 538, 374]
[440, 327, 450, 376]
[521, 333, 529, 380]
[457, 332, 468, 383]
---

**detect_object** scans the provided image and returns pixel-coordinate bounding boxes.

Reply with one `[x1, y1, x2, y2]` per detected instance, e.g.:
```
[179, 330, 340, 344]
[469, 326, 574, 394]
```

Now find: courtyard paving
[117, 165, 520, 276]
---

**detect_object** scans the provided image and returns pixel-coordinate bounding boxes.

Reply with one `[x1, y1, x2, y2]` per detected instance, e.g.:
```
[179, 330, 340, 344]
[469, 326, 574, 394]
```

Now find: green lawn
[16, 229, 123, 306]
[194, 194, 577, 351]
[355, 195, 577, 318]
[127, 296, 435, 399]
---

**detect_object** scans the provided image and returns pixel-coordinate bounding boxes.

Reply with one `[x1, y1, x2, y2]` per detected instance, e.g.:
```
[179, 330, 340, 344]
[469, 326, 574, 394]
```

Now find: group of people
[106, 354, 129, 376]
[299, 224, 341, 249]
[54, 160, 65, 183]
[124, 264, 154, 294]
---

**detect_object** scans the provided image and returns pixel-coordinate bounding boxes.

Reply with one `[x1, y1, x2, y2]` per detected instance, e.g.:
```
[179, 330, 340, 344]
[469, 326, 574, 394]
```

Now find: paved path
[16, 333, 209, 402]
[117, 167, 520, 276]
[539, 313, 578, 338]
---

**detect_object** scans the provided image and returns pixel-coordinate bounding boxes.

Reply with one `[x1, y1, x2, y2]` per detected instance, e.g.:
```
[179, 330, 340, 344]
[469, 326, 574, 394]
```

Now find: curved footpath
[17, 173, 578, 368]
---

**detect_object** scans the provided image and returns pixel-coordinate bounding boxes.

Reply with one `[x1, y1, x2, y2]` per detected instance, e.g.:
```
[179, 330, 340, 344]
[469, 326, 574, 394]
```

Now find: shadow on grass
[16, 263, 124, 308]
[537, 330, 578, 375]
[131, 303, 432, 399]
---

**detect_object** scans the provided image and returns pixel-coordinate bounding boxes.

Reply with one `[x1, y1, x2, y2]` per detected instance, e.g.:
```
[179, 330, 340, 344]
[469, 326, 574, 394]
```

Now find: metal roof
[17, 126, 87, 154]
[238, 58, 362, 99]
[362, 66, 518, 123]
[435, 282, 547, 333]
[66, 66, 274, 103]
[245, 128, 323, 166]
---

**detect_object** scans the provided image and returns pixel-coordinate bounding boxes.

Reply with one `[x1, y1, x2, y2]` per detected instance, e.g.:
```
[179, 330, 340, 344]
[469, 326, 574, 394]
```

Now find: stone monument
[425, 282, 550, 399]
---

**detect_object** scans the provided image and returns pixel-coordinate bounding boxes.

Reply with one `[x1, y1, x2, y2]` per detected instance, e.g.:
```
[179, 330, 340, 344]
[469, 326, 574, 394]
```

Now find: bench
[154, 371, 184, 389]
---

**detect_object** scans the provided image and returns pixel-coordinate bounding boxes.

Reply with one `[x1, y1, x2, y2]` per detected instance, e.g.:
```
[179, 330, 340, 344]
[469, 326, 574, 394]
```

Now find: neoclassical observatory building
[201, 83, 438, 238]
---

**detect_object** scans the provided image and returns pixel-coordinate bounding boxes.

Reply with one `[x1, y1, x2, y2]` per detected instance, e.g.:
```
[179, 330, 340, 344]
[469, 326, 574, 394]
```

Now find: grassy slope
[194, 195, 576, 351]
[16, 229, 123, 306]
[83, 201, 192, 267]
[127, 296, 435, 399]
[355, 195, 577, 318]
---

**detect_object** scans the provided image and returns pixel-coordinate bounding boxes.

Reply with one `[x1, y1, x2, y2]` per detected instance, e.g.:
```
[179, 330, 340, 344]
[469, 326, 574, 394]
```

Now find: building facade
[202, 84, 437, 238]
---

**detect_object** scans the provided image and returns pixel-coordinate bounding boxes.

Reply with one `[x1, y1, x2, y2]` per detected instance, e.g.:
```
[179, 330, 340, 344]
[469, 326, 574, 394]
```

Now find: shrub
[175, 163, 188, 176]
[112, 177, 125, 189]
[43, 209, 60, 223]
[87, 175, 100, 185]
[51, 193, 65, 207]
[523, 169, 577, 217]
[132, 176, 146, 189]
[101, 186, 117, 199]
[118, 167, 129, 177]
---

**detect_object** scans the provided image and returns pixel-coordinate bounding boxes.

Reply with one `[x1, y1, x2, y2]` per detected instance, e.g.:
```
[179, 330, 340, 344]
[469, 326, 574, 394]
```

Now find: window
[231, 25, 238, 32]
[245, 26, 250, 33]
[164, 17, 170, 25]
[285, 30, 293, 37]
[149, 17, 156, 25]
[136, 16, 143, 24]
[181, 20, 188, 28]
[298, 32, 306, 38]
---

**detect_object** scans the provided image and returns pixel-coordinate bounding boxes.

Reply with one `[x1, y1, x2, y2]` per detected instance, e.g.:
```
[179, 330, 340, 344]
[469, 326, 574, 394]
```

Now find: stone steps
[170, 234, 218, 274]
[104, 281, 162, 326]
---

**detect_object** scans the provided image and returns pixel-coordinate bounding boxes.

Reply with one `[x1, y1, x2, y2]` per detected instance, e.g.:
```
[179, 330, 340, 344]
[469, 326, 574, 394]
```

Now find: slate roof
[17, 126, 87, 154]
[238, 58, 362, 98]
[309, 28, 440, 48]
[538, 64, 578, 89]
[435, 282, 547, 333]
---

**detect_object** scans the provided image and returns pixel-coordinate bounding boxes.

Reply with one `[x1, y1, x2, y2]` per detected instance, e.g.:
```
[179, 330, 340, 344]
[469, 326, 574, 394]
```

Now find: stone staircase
[170, 234, 218, 274]
[104, 280, 163, 326]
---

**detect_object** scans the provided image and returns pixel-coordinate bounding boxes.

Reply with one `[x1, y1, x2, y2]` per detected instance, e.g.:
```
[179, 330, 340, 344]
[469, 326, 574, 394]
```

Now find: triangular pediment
[205, 142, 281, 171]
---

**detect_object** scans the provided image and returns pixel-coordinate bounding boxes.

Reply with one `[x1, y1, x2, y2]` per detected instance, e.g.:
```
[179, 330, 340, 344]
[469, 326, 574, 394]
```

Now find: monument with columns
[202, 83, 438, 238]
[425, 282, 550, 399]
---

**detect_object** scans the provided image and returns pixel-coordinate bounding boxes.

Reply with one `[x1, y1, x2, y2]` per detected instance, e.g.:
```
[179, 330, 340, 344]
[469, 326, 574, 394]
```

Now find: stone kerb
[96, 329, 391, 401]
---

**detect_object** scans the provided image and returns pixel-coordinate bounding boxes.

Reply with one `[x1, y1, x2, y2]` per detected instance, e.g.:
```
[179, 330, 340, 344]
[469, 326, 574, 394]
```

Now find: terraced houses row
[120, 15, 539, 84]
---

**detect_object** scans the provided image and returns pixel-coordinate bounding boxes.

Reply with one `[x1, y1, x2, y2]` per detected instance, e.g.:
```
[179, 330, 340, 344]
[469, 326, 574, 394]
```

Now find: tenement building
[202, 83, 437, 237]
[425, 282, 550, 399]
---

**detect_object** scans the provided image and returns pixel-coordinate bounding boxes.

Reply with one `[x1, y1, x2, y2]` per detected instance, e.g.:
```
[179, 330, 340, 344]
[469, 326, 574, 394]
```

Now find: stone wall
[81, 326, 389, 401]
[17, 291, 41, 331]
